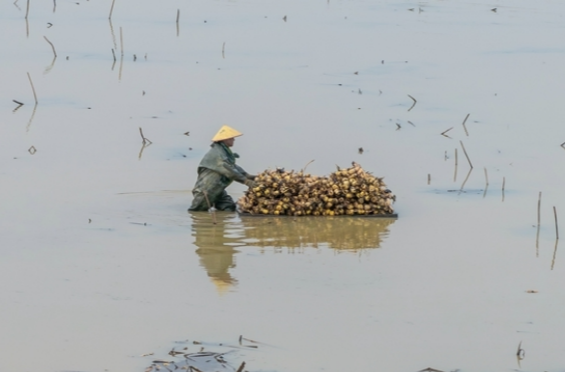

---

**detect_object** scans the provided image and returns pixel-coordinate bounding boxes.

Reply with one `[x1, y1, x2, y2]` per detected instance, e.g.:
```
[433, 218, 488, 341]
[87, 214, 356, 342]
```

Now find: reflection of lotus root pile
[242, 217, 395, 250]
[238, 162, 395, 216]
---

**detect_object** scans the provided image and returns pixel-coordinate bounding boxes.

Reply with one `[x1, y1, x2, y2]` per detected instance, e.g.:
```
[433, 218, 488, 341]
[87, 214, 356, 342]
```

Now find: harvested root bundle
[237, 162, 395, 216]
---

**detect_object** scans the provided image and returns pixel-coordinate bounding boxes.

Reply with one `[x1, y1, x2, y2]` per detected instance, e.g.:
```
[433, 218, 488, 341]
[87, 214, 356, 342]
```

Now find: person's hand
[244, 179, 257, 188]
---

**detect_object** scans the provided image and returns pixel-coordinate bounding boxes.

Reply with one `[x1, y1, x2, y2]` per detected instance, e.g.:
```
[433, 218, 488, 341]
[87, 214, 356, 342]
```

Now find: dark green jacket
[193, 142, 250, 193]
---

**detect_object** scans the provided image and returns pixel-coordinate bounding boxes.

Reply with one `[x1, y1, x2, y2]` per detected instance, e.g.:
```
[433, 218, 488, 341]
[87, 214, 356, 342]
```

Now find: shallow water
[2, 0, 565, 371]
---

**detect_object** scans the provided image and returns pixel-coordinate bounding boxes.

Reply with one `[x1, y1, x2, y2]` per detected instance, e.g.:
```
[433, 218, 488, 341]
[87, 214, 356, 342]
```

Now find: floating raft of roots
[237, 162, 396, 217]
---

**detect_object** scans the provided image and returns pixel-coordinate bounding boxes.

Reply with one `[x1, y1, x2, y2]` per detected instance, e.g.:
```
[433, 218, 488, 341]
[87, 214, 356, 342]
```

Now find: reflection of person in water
[189, 212, 243, 294]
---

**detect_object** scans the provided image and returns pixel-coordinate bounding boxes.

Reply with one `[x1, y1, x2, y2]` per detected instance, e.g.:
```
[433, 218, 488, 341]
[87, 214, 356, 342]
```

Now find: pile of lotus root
[237, 162, 395, 216]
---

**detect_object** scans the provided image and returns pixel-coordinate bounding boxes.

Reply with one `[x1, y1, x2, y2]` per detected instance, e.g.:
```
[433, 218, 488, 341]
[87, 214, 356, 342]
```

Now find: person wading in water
[188, 125, 256, 211]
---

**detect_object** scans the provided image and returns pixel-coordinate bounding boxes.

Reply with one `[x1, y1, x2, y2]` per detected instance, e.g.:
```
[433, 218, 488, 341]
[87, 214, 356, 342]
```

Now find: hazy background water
[1, 0, 565, 371]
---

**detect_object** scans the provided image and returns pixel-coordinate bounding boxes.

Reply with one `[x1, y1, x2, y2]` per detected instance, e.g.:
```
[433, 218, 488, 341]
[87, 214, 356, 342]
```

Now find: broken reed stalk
[108, 0, 116, 20]
[462, 113, 470, 136]
[551, 239, 559, 270]
[43, 36, 57, 58]
[482, 167, 489, 198]
[138, 127, 152, 145]
[236, 362, 246, 372]
[176, 9, 180, 36]
[537, 192, 542, 226]
[111, 48, 116, 62]
[536, 192, 542, 257]
[453, 148, 458, 182]
[26, 72, 38, 105]
[554, 206, 559, 240]
[203, 191, 217, 224]
[441, 127, 453, 137]
[459, 167, 472, 192]
[407, 94, 417, 112]
[25, 0, 30, 19]
[459, 140, 473, 169]
[119, 26, 124, 56]
[302, 159, 315, 172]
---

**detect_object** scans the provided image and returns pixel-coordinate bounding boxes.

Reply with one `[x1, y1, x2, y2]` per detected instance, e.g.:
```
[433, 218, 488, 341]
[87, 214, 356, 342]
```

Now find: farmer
[188, 125, 256, 211]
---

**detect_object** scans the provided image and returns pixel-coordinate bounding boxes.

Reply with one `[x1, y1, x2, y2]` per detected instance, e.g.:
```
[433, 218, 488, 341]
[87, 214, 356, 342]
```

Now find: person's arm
[234, 164, 256, 180]
[214, 154, 255, 186]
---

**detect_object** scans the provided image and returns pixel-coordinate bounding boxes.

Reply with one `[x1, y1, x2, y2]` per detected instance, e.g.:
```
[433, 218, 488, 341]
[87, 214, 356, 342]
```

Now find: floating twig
[536, 192, 542, 257]
[407, 94, 417, 111]
[554, 206, 559, 240]
[26, 72, 38, 105]
[462, 113, 470, 136]
[459, 140, 473, 169]
[109, 0, 116, 20]
[13, 99, 24, 107]
[441, 127, 453, 137]
[43, 36, 57, 58]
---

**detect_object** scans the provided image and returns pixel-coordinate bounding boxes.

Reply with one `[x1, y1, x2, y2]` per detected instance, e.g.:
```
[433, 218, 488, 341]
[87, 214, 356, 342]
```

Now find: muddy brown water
[2, 0, 565, 371]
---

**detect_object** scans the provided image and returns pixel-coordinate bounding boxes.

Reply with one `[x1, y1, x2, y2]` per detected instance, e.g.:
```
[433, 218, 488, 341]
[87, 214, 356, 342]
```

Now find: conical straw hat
[211, 125, 243, 142]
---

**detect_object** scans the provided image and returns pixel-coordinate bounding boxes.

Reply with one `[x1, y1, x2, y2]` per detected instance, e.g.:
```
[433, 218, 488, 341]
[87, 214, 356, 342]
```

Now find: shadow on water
[190, 211, 396, 291]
